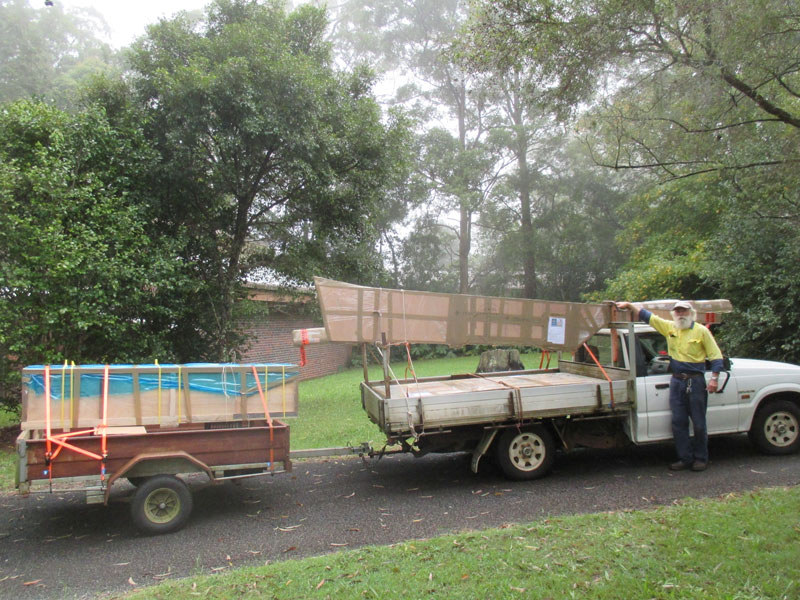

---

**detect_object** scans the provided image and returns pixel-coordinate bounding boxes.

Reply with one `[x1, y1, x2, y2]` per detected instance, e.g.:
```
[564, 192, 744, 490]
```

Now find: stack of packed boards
[21, 363, 299, 434]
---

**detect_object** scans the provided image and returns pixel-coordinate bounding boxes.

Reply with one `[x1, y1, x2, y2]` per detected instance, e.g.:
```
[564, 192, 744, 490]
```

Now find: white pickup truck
[360, 323, 800, 480]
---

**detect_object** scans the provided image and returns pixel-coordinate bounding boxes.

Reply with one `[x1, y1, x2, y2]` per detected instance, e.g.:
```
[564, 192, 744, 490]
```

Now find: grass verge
[122, 485, 800, 600]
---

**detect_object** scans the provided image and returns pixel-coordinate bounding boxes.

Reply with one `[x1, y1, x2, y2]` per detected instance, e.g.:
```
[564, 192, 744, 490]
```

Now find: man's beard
[673, 315, 692, 330]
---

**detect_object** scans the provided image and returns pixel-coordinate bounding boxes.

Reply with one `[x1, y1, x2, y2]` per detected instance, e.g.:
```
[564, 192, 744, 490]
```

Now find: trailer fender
[105, 451, 213, 504]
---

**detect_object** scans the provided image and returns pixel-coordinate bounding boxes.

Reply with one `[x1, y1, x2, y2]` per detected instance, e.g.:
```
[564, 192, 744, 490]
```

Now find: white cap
[672, 301, 692, 310]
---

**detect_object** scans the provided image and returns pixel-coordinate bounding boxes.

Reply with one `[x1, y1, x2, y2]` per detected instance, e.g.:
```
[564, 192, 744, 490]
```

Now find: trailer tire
[496, 426, 555, 481]
[127, 477, 147, 487]
[131, 475, 193, 535]
[749, 400, 800, 455]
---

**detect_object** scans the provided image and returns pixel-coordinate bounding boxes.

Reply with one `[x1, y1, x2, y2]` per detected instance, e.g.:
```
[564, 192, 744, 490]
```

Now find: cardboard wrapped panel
[21, 363, 299, 431]
[633, 299, 733, 324]
[314, 277, 611, 351]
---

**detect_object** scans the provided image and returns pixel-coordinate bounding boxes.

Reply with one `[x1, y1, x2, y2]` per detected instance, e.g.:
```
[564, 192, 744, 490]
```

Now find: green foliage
[0, 100, 193, 407]
[98, 0, 414, 357]
[597, 176, 725, 301]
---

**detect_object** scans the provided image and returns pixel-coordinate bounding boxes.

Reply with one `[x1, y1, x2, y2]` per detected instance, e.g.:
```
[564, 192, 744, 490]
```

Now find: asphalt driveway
[2, 434, 799, 599]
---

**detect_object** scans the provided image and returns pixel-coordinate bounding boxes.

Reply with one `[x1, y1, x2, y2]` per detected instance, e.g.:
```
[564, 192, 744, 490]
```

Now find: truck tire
[749, 400, 800, 455]
[496, 426, 555, 481]
[131, 475, 193, 535]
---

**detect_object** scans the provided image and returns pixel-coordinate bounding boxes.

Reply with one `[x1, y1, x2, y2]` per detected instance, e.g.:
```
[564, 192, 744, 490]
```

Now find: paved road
[2, 435, 799, 599]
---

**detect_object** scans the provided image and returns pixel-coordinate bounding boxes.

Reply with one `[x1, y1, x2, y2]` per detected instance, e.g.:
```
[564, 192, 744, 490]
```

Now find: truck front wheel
[131, 475, 193, 535]
[749, 400, 800, 455]
[496, 426, 555, 480]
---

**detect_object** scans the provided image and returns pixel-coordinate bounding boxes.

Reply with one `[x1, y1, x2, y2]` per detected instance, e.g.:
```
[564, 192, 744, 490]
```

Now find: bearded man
[616, 300, 724, 472]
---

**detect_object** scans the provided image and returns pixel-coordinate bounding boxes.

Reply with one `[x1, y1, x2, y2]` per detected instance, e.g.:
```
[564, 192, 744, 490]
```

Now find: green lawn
[123, 485, 800, 600]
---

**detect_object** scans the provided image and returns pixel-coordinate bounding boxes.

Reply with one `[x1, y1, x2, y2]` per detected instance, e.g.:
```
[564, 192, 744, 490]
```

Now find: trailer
[16, 363, 297, 534]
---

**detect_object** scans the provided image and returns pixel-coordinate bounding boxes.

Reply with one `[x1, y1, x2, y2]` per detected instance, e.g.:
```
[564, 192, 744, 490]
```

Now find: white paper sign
[547, 317, 566, 345]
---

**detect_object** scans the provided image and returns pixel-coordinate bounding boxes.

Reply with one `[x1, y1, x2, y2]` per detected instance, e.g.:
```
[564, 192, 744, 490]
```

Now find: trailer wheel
[496, 426, 555, 480]
[131, 475, 193, 535]
[749, 400, 800, 455]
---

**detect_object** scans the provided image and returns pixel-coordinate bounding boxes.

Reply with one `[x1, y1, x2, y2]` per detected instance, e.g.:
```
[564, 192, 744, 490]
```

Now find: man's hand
[708, 377, 719, 393]
[616, 301, 639, 320]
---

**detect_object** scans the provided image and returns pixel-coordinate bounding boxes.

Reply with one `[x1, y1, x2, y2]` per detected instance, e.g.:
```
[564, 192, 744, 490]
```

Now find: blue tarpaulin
[24, 364, 299, 400]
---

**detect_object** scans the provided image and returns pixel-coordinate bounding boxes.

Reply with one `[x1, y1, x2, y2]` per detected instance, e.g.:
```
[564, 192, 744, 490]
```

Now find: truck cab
[580, 324, 800, 454]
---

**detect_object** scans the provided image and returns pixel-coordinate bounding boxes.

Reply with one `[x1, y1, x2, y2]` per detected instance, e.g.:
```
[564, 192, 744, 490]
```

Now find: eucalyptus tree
[462, 0, 800, 180]
[0, 0, 117, 108]
[329, 0, 500, 293]
[462, 0, 800, 360]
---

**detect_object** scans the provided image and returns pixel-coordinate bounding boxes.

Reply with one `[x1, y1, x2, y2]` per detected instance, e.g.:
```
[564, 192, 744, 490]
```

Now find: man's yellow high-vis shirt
[639, 309, 724, 374]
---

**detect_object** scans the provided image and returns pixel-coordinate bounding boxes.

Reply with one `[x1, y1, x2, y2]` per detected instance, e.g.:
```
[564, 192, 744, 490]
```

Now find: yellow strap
[69, 361, 75, 429]
[177, 365, 182, 423]
[60, 360, 67, 429]
[264, 365, 269, 418]
[155, 359, 162, 425]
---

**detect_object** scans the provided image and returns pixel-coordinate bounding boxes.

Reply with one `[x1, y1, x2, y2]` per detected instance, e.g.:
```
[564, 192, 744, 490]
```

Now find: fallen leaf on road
[283, 546, 297, 553]
[23, 580, 42, 586]
[113, 562, 130, 566]
[330, 543, 348, 547]
[127, 577, 137, 586]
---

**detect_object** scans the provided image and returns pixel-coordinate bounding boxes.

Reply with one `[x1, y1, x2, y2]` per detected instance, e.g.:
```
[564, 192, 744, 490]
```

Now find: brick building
[236, 285, 352, 380]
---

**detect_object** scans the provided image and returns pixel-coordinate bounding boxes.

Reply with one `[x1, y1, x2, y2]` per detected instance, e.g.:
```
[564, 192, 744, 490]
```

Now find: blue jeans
[669, 376, 708, 464]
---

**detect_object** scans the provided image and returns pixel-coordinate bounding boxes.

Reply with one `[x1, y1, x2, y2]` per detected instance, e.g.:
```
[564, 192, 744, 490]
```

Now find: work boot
[669, 461, 690, 471]
[691, 461, 708, 472]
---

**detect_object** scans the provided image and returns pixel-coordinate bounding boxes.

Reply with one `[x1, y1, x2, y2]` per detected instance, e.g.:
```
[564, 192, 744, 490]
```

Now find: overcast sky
[54, 0, 209, 47]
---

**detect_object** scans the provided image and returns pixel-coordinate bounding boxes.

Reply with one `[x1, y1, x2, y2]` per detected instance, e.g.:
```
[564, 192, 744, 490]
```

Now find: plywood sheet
[315, 277, 611, 351]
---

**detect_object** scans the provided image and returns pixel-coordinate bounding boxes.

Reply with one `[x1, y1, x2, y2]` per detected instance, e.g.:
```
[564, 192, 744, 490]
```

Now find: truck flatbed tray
[361, 363, 632, 434]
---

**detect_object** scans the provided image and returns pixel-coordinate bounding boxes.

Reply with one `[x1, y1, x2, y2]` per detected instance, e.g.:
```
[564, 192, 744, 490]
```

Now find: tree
[102, 0, 413, 358]
[462, 0, 800, 181]
[475, 137, 625, 301]
[330, 0, 500, 293]
[0, 0, 118, 108]
[464, 0, 800, 361]
[0, 100, 191, 406]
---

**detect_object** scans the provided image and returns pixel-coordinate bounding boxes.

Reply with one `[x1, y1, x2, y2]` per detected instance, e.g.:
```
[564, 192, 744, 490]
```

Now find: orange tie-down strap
[581, 343, 616, 408]
[298, 329, 309, 367]
[251, 366, 275, 470]
[43, 365, 108, 481]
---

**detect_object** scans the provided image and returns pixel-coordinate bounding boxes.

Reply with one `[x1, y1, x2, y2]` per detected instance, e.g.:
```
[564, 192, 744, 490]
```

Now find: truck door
[638, 331, 739, 439]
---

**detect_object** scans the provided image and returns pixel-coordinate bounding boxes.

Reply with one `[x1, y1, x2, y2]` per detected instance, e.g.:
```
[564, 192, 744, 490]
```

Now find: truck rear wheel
[749, 400, 800, 455]
[131, 475, 193, 535]
[496, 426, 555, 480]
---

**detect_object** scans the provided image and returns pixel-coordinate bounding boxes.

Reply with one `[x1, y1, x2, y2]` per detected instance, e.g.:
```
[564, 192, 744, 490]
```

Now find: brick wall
[236, 315, 353, 381]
